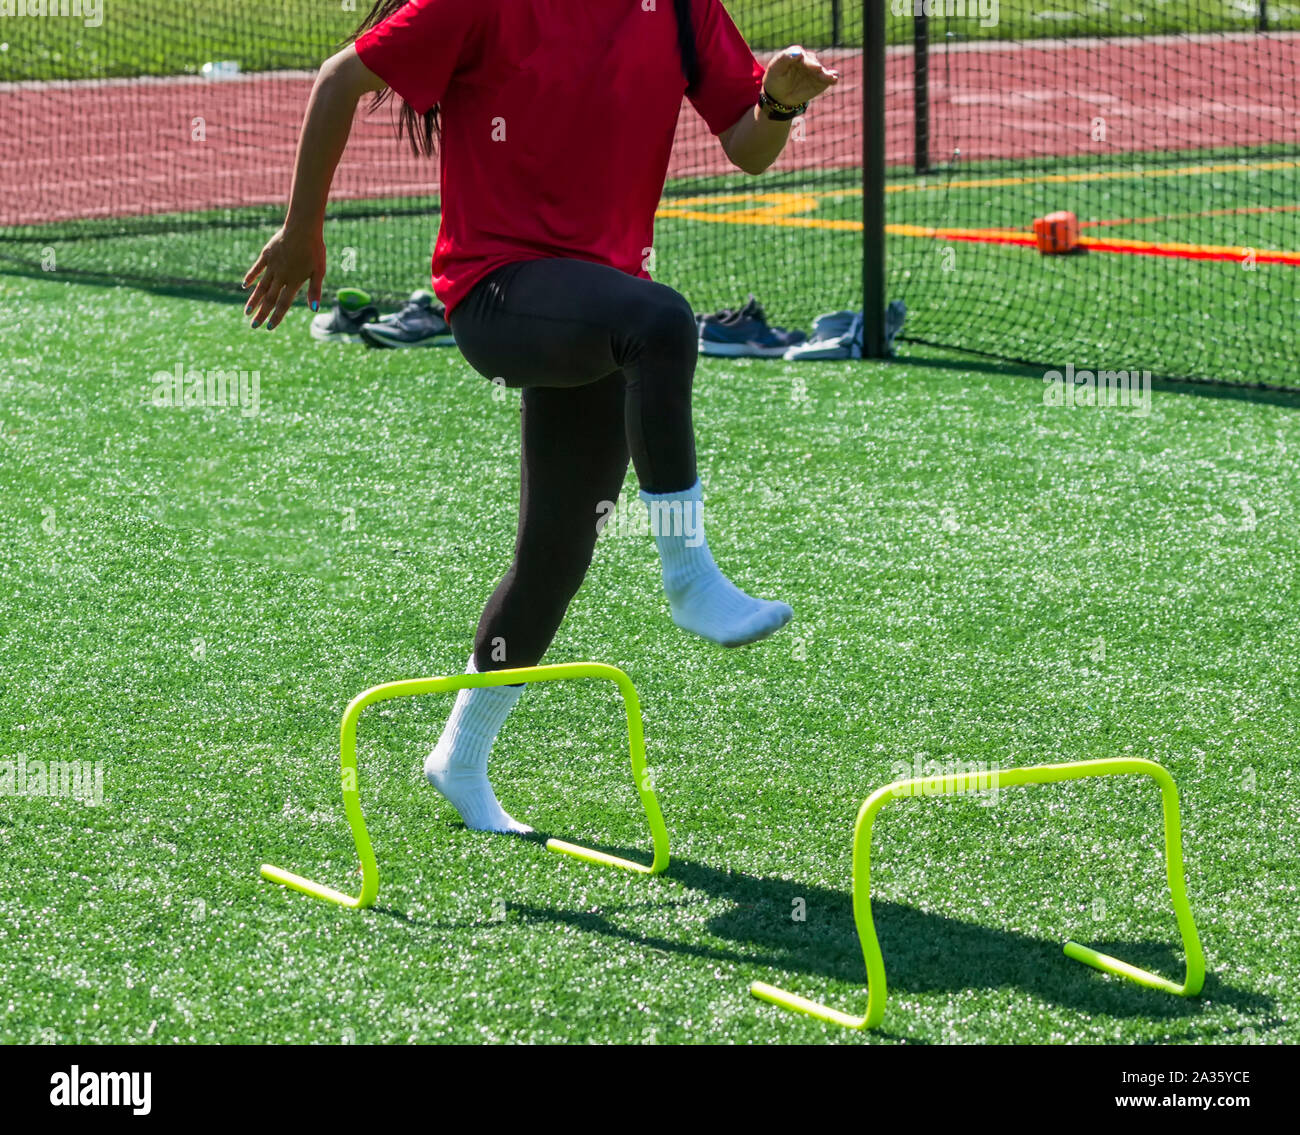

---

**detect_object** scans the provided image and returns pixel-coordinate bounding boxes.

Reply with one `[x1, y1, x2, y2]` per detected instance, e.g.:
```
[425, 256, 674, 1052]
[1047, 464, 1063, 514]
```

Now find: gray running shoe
[699, 295, 807, 358]
[360, 290, 456, 349]
[310, 287, 380, 343]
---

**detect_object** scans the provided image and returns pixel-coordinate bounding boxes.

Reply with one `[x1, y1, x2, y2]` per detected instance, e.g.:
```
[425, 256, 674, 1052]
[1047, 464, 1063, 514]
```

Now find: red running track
[0, 34, 1295, 227]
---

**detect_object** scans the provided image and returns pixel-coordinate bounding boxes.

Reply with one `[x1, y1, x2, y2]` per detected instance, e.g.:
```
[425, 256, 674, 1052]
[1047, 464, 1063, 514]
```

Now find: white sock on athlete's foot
[640, 479, 793, 647]
[424, 654, 532, 834]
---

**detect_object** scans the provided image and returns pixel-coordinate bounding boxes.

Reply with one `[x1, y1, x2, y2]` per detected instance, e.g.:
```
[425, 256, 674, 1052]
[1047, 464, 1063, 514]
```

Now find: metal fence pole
[862, 0, 887, 357]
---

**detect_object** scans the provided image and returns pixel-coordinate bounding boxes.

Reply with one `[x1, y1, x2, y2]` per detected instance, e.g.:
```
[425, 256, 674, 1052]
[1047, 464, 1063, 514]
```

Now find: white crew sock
[640, 479, 793, 647]
[424, 654, 532, 834]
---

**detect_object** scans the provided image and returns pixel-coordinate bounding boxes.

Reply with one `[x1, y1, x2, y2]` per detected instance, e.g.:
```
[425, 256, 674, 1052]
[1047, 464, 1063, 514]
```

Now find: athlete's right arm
[242, 46, 387, 330]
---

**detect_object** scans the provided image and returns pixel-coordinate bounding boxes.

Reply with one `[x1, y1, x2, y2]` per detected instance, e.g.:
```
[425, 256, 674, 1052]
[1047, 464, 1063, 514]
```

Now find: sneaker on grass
[360, 290, 456, 349]
[695, 303, 741, 329]
[698, 295, 807, 358]
[309, 287, 380, 343]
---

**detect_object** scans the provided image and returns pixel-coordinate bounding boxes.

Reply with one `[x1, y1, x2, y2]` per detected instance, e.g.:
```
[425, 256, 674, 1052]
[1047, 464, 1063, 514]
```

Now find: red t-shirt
[354, 0, 763, 316]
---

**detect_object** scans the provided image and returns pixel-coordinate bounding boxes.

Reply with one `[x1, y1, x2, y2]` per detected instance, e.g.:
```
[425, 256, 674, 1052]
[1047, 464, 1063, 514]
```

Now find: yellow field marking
[655, 159, 1297, 232]
[655, 157, 1299, 255]
[655, 191, 861, 230]
[887, 158, 1300, 194]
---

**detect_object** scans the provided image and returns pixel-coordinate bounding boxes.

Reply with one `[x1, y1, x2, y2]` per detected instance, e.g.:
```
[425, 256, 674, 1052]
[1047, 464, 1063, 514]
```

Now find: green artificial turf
[10, 150, 1294, 386]
[5, 3, 1295, 388]
[2, 1, 1293, 80]
[1, 271, 1297, 1043]
[886, 152, 1300, 388]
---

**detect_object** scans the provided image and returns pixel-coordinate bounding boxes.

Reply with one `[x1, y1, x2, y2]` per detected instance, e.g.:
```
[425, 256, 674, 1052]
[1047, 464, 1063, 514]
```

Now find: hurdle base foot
[545, 838, 661, 875]
[260, 863, 368, 909]
[749, 981, 871, 1030]
[1063, 940, 1193, 996]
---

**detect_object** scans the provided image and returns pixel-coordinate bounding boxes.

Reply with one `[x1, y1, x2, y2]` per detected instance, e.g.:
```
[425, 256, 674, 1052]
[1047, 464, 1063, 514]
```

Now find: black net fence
[887, 3, 1299, 389]
[0, 1, 864, 331]
[1, 3, 1297, 387]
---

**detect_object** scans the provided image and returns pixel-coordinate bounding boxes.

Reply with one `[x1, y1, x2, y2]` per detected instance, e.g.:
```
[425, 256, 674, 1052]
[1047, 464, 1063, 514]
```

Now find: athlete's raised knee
[630, 289, 698, 363]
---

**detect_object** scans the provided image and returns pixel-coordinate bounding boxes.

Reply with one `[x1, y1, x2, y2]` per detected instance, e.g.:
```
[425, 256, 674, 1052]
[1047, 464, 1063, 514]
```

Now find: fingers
[809, 66, 839, 94]
[249, 272, 293, 329]
[307, 264, 325, 312]
[244, 272, 277, 327]
[242, 249, 268, 290]
[245, 274, 301, 330]
[768, 46, 799, 76]
[792, 49, 838, 96]
[244, 261, 317, 329]
[802, 50, 840, 85]
[265, 279, 302, 331]
[766, 44, 840, 106]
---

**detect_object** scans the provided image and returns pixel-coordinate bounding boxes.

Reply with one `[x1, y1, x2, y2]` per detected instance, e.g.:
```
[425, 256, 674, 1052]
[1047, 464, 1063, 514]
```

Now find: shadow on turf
[9, 264, 1299, 406]
[897, 348, 1300, 409]
[399, 835, 1273, 1038]
[0, 262, 415, 313]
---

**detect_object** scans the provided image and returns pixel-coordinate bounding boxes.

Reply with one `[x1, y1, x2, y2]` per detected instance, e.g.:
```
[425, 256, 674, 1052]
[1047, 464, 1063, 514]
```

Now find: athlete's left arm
[720, 47, 839, 176]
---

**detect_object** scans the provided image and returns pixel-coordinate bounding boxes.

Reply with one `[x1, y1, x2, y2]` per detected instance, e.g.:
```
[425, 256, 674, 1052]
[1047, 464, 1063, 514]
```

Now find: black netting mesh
[1, 3, 1296, 387]
[888, 4, 1299, 389]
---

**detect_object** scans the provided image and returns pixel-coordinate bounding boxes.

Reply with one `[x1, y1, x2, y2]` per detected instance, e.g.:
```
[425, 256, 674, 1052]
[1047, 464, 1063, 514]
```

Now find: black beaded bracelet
[759, 87, 807, 121]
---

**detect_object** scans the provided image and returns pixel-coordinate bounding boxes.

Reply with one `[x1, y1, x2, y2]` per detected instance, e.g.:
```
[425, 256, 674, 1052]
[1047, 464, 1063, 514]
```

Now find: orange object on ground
[1034, 210, 1080, 253]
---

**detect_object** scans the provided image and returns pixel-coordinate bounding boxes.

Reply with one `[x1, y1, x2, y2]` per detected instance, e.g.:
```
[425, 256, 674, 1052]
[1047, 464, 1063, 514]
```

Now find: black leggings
[450, 257, 700, 672]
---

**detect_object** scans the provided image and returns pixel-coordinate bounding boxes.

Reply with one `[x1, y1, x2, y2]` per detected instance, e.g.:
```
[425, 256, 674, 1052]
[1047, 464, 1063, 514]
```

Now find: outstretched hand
[242, 225, 327, 330]
[763, 46, 839, 108]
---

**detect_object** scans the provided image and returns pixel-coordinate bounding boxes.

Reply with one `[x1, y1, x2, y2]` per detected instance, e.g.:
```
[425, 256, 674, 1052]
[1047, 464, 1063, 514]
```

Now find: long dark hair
[673, 0, 701, 93]
[351, 0, 439, 158]
[352, 0, 700, 158]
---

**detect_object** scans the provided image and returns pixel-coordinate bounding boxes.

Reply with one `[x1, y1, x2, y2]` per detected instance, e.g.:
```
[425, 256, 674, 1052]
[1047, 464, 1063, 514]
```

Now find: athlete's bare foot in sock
[642, 480, 793, 647]
[424, 666, 532, 834]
